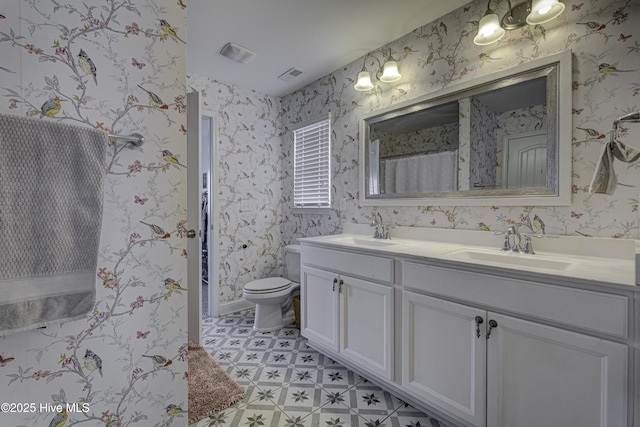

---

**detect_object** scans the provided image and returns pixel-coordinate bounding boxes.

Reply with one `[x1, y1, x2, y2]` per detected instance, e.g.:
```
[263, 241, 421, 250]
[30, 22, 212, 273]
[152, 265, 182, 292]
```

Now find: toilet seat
[244, 277, 292, 294]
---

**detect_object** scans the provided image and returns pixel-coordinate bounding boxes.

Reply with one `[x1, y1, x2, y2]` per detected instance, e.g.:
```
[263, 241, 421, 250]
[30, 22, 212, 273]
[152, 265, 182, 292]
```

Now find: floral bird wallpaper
[184, 0, 639, 308]
[187, 74, 285, 306]
[0, 0, 188, 426]
[280, 0, 640, 245]
[2, 0, 637, 422]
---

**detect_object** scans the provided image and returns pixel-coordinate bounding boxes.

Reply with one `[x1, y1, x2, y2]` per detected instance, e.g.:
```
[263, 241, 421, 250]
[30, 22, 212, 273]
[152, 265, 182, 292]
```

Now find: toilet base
[252, 304, 295, 332]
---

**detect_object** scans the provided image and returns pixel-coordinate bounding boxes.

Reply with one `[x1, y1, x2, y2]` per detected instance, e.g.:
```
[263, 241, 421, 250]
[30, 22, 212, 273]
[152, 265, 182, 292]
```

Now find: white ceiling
[187, 0, 471, 97]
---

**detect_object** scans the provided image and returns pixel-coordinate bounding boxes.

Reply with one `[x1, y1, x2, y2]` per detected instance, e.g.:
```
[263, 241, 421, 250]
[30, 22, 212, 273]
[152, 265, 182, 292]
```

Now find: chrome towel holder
[613, 111, 640, 131]
[107, 132, 144, 146]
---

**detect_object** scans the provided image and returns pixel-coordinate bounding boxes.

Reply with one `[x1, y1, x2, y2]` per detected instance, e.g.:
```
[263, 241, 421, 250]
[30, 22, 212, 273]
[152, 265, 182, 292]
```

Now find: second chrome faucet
[370, 212, 391, 239]
[501, 225, 537, 254]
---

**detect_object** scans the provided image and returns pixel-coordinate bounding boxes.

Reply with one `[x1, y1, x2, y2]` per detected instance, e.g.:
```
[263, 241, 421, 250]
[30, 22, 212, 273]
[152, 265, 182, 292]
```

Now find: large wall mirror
[359, 50, 572, 206]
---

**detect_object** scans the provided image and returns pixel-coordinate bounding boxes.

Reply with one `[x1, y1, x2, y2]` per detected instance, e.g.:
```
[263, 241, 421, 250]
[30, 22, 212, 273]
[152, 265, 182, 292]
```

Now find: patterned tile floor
[192, 309, 451, 427]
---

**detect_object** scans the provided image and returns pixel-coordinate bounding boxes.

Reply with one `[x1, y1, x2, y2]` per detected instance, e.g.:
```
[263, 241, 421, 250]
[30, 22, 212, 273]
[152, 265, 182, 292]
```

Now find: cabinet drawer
[403, 262, 628, 338]
[301, 245, 394, 284]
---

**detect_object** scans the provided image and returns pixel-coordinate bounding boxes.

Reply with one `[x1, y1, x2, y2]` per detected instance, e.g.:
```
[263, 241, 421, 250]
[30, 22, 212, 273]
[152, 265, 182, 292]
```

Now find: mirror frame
[359, 49, 572, 207]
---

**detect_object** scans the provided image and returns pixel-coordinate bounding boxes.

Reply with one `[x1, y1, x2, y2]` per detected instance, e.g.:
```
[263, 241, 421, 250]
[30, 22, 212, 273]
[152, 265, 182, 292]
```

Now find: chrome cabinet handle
[486, 319, 498, 340]
[332, 278, 337, 292]
[338, 279, 344, 293]
[474, 316, 484, 338]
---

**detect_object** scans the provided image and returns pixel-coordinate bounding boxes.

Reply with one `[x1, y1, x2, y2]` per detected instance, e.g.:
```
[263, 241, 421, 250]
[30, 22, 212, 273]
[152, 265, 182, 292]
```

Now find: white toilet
[242, 244, 301, 332]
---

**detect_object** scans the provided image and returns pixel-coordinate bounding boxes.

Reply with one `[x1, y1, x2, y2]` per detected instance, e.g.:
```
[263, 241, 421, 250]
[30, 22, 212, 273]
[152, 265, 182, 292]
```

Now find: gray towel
[589, 136, 640, 195]
[0, 113, 106, 336]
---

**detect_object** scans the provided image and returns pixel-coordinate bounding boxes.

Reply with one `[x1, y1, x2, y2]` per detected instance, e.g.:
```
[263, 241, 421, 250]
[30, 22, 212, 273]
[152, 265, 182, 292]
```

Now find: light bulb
[354, 70, 374, 91]
[538, 5, 552, 14]
[380, 60, 401, 83]
[527, 0, 565, 25]
[481, 25, 497, 37]
[474, 11, 505, 45]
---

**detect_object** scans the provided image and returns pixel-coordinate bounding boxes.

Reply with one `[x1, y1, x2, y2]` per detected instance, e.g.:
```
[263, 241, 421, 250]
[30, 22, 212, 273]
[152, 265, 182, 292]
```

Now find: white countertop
[298, 225, 638, 289]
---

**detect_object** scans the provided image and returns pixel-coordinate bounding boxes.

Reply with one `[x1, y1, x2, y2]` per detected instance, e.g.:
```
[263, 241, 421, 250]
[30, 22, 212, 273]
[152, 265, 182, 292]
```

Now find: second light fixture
[354, 50, 401, 92]
[473, 0, 565, 45]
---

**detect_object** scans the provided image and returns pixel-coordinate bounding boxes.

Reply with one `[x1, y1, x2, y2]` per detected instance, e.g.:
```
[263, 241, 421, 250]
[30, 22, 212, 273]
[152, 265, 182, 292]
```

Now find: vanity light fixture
[354, 50, 401, 92]
[526, 0, 566, 24]
[473, 0, 565, 45]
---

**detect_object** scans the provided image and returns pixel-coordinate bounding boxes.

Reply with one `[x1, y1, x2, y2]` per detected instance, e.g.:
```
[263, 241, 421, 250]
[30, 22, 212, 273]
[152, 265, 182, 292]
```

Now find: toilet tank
[283, 244, 301, 283]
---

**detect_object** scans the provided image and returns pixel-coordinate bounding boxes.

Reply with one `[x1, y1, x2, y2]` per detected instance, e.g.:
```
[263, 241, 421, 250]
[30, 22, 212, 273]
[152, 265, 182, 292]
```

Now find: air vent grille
[278, 67, 303, 82]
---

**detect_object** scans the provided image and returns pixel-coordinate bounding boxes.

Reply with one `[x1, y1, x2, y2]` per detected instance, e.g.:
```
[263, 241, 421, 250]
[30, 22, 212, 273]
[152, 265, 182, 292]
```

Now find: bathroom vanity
[298, 225, 639, 427]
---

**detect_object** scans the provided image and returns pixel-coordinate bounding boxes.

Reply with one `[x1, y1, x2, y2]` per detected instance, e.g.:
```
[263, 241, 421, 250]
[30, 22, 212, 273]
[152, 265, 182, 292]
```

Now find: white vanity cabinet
[402, 290, 628, 427]
[486, 312, 627, 427]
[300, 246, 395, 379]
[402, 291, 487, 426]
[298, 236, 636, 427]
[403, 262, 629, 427]
[301, 266, 339, 351]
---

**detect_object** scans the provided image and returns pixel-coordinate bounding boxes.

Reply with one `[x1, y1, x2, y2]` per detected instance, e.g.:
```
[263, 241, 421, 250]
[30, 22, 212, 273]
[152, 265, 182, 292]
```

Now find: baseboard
[217, 299, 254, 317]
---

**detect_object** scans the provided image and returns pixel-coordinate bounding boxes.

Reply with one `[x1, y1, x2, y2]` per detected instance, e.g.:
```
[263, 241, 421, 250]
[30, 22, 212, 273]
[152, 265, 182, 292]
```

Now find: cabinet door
[486, 313, 628, 427]
[402, 291, 486, 427]
[339, 275, 394, 379]
[300, 266, 339, 351]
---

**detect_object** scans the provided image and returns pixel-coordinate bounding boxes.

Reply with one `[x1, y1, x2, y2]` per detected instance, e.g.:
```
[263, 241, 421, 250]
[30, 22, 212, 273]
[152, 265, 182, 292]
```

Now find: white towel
[0, 113, 106, 336]
[589, 136, 640, 195]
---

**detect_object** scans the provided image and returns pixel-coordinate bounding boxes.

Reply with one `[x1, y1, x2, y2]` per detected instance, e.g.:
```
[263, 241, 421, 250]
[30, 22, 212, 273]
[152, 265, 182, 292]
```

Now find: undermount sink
[446, 248, 575, 271]
[331, 236, 397, 247]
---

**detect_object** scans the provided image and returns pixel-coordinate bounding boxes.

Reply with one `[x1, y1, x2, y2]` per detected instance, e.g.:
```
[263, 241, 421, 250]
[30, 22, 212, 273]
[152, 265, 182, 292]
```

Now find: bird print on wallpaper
[164, 277, 187, 292]
[84, 349, 103, 377]
[77, 49, 97, 85]
[161, 149, 186, 168]
[425, 51, 435, 64]
[403, 46, 418, 56]
[598, 63, 635, 82]
[439, 21, 447, 36]
[533, 24, 546, 40]
[479, 53, 501, 62]
[142, 354, 172, 368]
[40, 97, 65, 118]
[140, 221, 170, 239]
[576, 126, 605, 140]
[478, 222, 491, 232]
[577, 21, 606, 32]
[165, 404, 184, 416]
[159, 19, 185, 43]
[48, 409, 68, 427]
[137, 85, 168, 109]
[533, 215, 546, 234]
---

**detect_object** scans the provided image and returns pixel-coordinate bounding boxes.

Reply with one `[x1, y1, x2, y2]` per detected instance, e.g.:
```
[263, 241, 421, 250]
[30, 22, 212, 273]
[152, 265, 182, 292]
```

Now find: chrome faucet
[370, 212, 390, 239]
[507, 225, 522, 252]
[501, 224, 538, 254]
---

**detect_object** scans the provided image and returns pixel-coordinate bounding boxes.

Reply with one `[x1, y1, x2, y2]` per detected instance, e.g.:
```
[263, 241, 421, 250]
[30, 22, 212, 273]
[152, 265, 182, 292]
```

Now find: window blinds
[293, 117, 331, 208]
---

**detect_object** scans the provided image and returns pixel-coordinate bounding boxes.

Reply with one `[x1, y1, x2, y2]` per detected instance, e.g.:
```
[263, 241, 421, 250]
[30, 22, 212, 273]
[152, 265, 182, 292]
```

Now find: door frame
[202, 114, 220, 318]
[187, 91, 202, 344]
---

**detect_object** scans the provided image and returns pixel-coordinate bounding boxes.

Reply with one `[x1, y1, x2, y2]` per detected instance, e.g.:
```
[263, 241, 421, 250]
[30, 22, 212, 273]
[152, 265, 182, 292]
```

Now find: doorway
[502, 130, 547, 189]
[201, 115, 214, 318]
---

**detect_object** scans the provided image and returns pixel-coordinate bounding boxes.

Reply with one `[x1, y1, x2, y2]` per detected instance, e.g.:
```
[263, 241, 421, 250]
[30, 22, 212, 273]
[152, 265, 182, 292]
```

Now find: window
[293, 115, 331, 209]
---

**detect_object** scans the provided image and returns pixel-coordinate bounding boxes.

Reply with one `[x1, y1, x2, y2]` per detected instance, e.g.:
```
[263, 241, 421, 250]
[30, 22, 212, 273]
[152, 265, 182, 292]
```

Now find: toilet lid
[244, 277, 291, 293]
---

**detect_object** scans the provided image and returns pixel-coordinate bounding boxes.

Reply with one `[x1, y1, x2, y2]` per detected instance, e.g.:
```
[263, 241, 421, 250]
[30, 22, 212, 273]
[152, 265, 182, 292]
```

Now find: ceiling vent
[278, 67, 303, 82]
[220, 42, 256, 64]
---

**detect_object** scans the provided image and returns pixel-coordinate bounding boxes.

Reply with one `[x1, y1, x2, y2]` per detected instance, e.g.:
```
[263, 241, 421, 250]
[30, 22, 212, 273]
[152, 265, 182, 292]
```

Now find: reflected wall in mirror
[360, 50, 571, 207]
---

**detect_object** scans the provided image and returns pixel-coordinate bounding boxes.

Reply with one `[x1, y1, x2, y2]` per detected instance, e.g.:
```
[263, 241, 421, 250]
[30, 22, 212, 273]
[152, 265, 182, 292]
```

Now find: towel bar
[108, 132, 144, 146]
